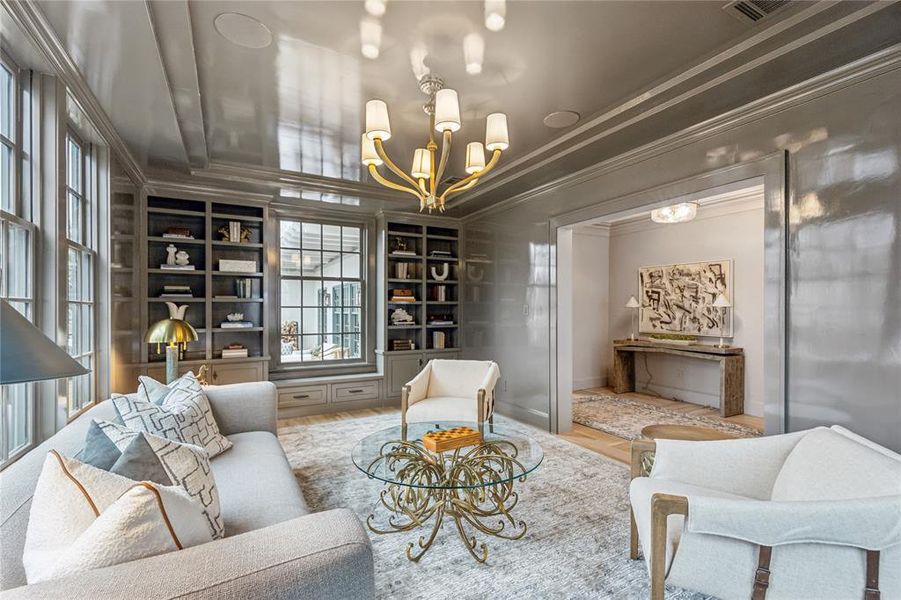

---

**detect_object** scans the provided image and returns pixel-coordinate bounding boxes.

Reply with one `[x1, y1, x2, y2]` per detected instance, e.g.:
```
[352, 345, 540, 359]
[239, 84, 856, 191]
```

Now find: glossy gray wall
[461, 50, 901, 450]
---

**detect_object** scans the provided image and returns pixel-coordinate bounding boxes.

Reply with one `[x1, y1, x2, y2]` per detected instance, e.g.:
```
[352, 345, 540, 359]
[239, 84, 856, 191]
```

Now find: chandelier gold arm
[434, 130, 452, 197]
[368, 164, 424, 200]
[441, 177, 479, 200]
[439, 149, 502, 203]
[373, 139, 422, 190]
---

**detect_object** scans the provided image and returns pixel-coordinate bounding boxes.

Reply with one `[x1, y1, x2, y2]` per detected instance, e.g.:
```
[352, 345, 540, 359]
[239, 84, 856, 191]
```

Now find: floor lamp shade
[0, 300, 89, 384]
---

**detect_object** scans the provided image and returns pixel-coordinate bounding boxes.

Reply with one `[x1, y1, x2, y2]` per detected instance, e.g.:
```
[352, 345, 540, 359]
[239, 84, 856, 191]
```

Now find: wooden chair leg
[630, 508, 640, 560]
[650, 494, 689, 600]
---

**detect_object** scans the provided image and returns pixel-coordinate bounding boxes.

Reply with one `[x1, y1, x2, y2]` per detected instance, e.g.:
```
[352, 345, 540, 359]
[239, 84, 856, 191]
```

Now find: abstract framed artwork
[638, 259, 733, 337]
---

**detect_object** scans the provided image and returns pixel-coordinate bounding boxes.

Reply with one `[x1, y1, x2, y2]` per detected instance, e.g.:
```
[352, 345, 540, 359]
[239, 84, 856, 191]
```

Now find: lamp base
[165, 345, 179, 384]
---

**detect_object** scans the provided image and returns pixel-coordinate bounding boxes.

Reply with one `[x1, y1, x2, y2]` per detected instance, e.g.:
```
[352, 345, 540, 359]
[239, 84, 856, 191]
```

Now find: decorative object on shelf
[195, 364, 209, 385]
[650, 201, 698, 224]
[392, 339, 416, 351]
[160, 284, 193, 298]
[432, 285, 447, 302]
[390, 289, 416, 303]
[165, 302, 189, 320]
[235, 278, 253, 298]
[161, 246, 194, 270]
[625, 295, 640, 341]
[0, 300, 90, 385]
[390, 308, 415, 326]
[638, 259, 732, 337]
[219, 259, 257, 273]
[432, 330, 446, 349]
[421, 426, 481, 453]
[165, 244, 177, 265]
[221, 343, 248, 359]
[144, 317, 198, 384]
[390, 238, 415, 255]
[175, 250, 190, 266]
[429, 249, 453, 258]
[712, 293, 733, 348]
[466, 264, 484, 282]
[430, 263, 449, 281]
[218, 222, 251, 243]
[225, 312, 244, 322]
[162, 226, 193, 239]
[362, 74, 509, 213]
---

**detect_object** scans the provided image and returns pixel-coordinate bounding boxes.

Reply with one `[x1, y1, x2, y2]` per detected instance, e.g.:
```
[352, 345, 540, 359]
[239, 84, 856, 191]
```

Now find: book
[392, 339, 415, 351]
[161, 233, 195, 239]
[160, 293, 193, 298]
[219, 321, 254, 328]
[429, 250, 453, 257]
[160, 264, 196, 270]
[432, 331, 446, 349]
[221, 348, 249, 358]
[391, 250, 418, 256]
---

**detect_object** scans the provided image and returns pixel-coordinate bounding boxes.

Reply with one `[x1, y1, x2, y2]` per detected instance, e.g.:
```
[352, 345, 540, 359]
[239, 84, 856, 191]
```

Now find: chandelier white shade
[361, 74, 509, 212]
[365, 100, 391, 141]
[650, 201, 698, 224]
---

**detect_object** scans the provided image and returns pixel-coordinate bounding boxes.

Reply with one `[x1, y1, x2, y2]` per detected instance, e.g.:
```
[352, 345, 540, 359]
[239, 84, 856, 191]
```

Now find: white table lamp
[625, 295, 640, 340]
[712, 293, 732, 348]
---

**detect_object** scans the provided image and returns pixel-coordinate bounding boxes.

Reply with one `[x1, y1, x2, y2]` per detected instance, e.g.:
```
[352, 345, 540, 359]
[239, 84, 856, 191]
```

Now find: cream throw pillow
[23, 450, 211, 584]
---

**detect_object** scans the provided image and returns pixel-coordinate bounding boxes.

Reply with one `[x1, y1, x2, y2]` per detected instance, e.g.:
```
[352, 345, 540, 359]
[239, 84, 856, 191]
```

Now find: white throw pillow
[23, 450, 211, 584]
[113, 372, 232, 458]
[93, 420, 225, 539]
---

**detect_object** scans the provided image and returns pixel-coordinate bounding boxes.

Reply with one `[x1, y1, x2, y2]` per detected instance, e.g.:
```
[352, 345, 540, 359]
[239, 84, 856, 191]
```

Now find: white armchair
[629, 426, 901, 600]
[401, 359, 500, 429]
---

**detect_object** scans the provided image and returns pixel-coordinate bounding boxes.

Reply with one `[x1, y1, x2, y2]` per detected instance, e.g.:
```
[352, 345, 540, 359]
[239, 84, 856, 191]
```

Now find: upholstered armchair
[629, 426, 901, 600]
[401, 359, 501, 430]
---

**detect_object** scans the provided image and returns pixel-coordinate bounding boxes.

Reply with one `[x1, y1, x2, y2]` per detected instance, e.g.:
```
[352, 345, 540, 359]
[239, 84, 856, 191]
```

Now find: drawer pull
[293, 394, 310, 399]
[347, 389, 365, 394]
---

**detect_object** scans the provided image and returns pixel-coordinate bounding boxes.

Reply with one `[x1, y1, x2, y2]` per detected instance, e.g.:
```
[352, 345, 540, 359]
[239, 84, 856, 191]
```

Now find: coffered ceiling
[10, 1, 901, 213]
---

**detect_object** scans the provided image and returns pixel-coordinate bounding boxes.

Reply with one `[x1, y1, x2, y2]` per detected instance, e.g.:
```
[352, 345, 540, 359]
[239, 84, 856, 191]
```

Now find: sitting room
[1, 1, 899, 599]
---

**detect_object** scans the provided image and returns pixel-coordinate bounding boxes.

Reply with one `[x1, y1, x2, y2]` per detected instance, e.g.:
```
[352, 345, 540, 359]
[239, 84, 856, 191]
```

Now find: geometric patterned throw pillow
[92, 420, 224, 539]
[112, 372, 232, 458]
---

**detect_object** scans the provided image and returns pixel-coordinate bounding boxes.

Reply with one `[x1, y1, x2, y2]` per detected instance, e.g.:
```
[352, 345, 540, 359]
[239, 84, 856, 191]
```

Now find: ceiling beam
[2, 0, 147, 185]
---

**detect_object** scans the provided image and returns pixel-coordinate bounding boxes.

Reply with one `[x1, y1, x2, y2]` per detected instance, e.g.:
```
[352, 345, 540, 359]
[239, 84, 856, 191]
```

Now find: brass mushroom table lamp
[145, 318, 198, 383]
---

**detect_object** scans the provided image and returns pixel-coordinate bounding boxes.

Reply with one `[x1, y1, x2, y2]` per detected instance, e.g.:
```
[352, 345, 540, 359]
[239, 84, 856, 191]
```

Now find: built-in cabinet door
[209, 362, 263, 385]
[146, 363, 203, 383]
[386, 354, 425, 398]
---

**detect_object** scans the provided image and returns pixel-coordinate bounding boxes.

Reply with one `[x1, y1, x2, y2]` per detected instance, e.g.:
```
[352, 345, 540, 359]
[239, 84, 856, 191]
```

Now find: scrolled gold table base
[365, 439, 528, 563]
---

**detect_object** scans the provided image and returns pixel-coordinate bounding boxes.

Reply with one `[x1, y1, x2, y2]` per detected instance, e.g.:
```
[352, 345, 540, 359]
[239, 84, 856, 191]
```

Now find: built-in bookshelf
[142, 195, 269, 375]
[384, 221, 460, 352]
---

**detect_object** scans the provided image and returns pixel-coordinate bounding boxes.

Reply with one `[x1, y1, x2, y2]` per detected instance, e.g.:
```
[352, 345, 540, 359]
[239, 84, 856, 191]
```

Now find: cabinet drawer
[331, 380, 380, 403]
[210, 362, 263, 385]
[279, 385, 328, 408]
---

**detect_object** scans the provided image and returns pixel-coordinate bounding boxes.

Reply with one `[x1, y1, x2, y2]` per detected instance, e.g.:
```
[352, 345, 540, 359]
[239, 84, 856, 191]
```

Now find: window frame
[273, 214, 374, 375]
[64, 127, 98, 419]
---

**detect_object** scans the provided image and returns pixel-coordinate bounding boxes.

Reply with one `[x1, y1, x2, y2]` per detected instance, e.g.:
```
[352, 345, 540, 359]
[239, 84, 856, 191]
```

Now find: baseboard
[573, 375, 606, 391]
[638, 382, 719, 409]
[494, 400, 549, 430]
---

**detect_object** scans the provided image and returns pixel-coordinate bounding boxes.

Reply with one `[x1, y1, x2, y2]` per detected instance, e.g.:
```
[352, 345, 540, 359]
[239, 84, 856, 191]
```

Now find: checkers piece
[422, 426, 483, 453]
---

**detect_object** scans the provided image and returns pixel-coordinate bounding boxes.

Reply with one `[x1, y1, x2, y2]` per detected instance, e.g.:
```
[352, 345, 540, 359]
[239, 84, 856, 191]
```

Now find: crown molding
[2, 0, 147, 185]
[454, 2, 896, 216]
[463, 43, 901, 222]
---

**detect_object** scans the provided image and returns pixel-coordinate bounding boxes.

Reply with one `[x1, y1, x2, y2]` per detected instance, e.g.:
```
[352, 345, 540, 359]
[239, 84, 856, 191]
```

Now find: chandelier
[361, 74, 509, 213]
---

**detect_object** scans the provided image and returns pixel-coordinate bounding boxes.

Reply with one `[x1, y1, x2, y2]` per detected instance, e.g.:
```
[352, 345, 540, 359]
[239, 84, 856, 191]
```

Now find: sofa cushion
[82, 421, 171, 484]
[23, 451, 211, 584]
[771, 427, 901, 501]
[211, 431, 308, 537]
[426, 359, 496, 400]
[406, 396, 480, 423]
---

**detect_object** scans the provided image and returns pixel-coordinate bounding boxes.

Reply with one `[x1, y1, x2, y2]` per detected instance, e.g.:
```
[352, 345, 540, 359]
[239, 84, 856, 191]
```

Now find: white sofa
[629, 426, 901, 600]
[401, 359, 500, 427]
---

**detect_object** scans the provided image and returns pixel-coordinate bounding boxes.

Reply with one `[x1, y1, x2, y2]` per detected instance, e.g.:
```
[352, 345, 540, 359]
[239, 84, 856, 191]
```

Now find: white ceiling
[29, 0, 750, 182]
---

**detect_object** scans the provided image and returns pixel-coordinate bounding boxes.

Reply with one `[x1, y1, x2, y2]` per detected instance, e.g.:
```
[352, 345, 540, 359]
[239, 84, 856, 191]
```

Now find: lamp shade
[625, 295, 640, 309]
[144, 318, 198, 346]
[365, 99, 391, 141]
[411, 148, 431, 179]
[434, 89, 461, 132]
[361, 134, 382, 166]
[485, 112, 508, 151]
[0, 300, 89, 385]
[465, 142, 486, 174]
[712, 293, 732, 308]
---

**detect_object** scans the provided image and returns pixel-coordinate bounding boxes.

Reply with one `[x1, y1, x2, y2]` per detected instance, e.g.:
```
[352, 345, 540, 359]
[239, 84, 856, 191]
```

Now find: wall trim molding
[3, 0, 147, 185]
[463, 43, 901, 222]
[606, 190, 764, 237]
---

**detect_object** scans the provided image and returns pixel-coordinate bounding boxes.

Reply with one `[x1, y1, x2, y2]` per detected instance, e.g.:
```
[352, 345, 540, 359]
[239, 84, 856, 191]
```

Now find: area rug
[573, 392, 760, 440]
[278, 411, 707, 599]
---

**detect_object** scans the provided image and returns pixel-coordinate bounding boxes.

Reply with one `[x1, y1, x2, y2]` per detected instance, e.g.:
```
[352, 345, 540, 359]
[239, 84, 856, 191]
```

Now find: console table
[611, 339, 744, 417]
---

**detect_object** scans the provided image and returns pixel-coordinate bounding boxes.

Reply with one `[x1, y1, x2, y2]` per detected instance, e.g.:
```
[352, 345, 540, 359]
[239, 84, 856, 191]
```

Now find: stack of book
[391, 249, 418, 257]
[160, 285, 192, 298]
[392, 339, 416, 351]
[221, 344, 248, 359]
[219, 320, 254, 329]
[160, 263, 195, 271]
[432, 285, 447, 301]
[432, 331, 446, 349]
[429, 250, 453, 258]
[162, 227, 194, 240]
[428, 315, 454, 326]
[390, 289, 416, 303]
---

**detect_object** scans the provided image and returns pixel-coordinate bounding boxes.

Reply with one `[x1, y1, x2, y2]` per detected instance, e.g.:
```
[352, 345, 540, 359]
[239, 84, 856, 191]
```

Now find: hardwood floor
[276, 389, 765, 468]
[560, 387, 764, 465]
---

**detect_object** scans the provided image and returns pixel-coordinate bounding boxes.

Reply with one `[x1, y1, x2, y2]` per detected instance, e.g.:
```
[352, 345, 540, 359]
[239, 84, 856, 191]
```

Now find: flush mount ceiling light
[543, 110, 580, 129]
[650, 202, 699, 224]
[362, 74, 509, 213]
[360, 18, 382, 59]
[364, 0, 387, 17]
[214, 13, 272, 49]
[484, 0, 506, 31]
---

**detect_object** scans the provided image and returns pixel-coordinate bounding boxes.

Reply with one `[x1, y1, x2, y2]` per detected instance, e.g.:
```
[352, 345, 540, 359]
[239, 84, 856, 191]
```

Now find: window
[1, 54, 35, 465]
[65, 131, 96, 416]
[278, 220, 364, 365]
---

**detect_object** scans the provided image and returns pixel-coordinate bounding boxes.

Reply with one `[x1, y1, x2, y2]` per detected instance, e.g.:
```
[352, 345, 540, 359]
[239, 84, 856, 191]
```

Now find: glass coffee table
[352, 422, 543, 563]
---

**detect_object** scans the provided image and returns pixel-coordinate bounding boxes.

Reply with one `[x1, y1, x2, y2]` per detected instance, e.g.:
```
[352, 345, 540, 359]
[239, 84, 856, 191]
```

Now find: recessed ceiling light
[214, 13, 272, 49]
[543, 110, 580, 129]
